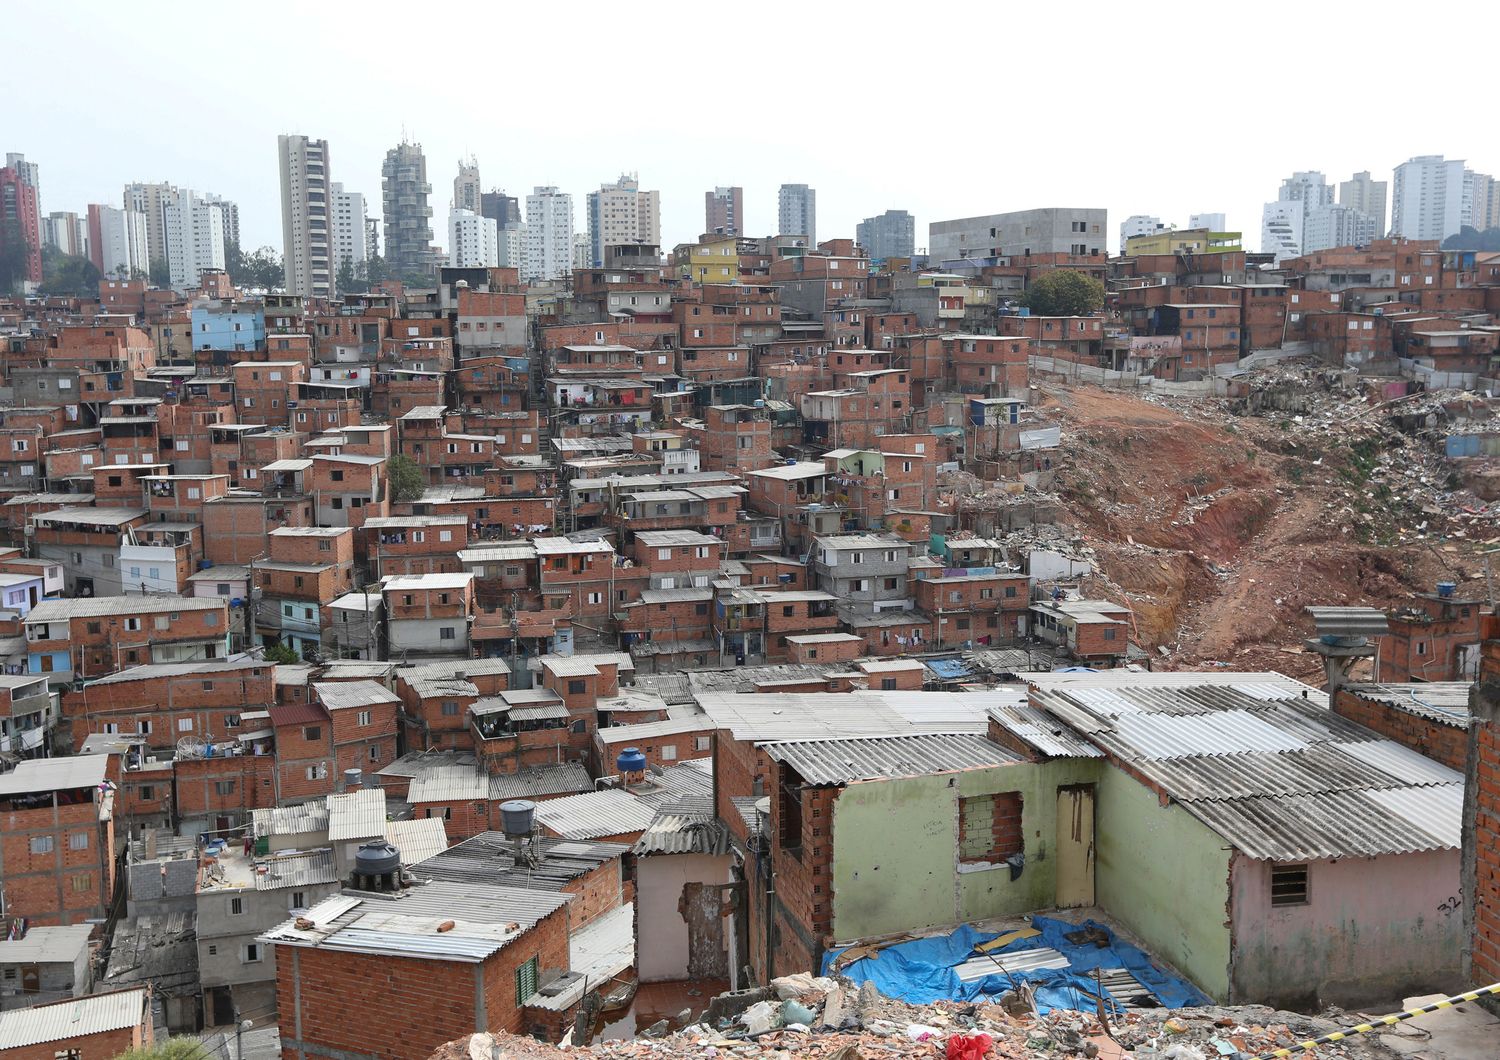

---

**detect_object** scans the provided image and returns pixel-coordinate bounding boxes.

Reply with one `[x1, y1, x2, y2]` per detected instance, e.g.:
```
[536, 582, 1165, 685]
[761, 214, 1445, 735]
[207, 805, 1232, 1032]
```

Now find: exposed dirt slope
[1039, 383, 1484, 678]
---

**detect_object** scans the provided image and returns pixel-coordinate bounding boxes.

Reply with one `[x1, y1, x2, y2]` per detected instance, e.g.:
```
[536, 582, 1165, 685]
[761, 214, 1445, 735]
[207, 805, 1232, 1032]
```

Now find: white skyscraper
[523, 186, 573, 283]
[585, 174, 661, 267]
[1189, 213, 1226, 232]
[1392, 156, 1468, 240]
[331, 183, 369, 280]
[778, 183, 816, 244]
[448, 209, 499, 267]
[1260, 201, 1304, 262]
[1260, 171, 1332, 261]
[164, 189, 226, 289]
[278, 134, 334, 297]
[1302, 205, 1377, 254]
[90, 205, 149, 279]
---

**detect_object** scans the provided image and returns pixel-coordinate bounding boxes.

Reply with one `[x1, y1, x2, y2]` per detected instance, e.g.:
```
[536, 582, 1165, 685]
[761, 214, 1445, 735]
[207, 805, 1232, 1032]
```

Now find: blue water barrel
[617, 747, 647, 774]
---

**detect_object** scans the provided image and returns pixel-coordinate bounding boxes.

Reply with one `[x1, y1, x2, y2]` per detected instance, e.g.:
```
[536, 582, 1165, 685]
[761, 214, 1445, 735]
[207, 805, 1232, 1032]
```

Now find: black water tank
[354, 840, 401, 876]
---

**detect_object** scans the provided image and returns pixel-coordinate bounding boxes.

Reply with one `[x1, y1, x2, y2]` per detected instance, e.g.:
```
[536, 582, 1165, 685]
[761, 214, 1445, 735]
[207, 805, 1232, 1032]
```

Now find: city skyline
[6, 2, 1495, 262]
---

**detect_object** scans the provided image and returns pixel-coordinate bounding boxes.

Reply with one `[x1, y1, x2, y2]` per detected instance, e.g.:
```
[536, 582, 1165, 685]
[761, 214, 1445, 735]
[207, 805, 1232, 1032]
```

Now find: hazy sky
[6, 1, 1492, 257]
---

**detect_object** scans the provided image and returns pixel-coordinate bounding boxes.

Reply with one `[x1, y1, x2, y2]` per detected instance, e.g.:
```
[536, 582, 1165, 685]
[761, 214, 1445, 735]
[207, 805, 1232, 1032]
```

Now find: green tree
[262, 641, 301, 665]
[40, 245, 101, 298]
[148, 256, 171, 288]
[363, 254, 389, 287]
[387, 453, 426, 503]
[118, 1036, 218, 1060]
[226, 241, 283, 291]
[0, 219, 32, 294]
[337, 258, 364, 296]
[1021, 269, 1105, 317]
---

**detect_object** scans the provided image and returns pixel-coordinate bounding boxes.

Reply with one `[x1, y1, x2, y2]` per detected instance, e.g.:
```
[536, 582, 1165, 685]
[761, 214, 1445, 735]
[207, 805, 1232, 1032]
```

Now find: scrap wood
[974, 927, 1040, 954]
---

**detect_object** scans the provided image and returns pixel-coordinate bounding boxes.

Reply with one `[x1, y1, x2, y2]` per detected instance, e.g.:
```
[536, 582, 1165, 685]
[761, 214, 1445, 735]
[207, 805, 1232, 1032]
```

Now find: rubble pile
[430, 976, 1408, 1060]
[1021, 374, 1492, 674]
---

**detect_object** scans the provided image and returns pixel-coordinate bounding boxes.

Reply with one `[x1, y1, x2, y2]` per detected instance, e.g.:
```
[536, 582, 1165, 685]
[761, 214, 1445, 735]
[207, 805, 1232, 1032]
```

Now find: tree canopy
[118, 1036, 219, 1060]
[226, 241, 283, 291]
[387, 454, 426, 503]
[40, 244, 100, 299]
[0, 219, 31, 294]
[1021, 269, 1105, 317]
[1442, 226, 1500, 252]
[148, 256, 171, 288]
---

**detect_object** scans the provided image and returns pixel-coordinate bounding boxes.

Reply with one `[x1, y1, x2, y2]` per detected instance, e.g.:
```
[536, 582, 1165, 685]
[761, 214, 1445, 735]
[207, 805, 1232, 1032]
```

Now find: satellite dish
[176, 736, 206, 760]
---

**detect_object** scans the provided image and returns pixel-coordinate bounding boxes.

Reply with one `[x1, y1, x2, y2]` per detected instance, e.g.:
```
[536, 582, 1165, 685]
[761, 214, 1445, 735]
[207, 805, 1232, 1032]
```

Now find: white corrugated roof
[315, 680, 400, 712]
[0, 988, 146, 1048]
[409, 766, 489, 803]
[326, 788, 387, 841]
[386, 817, 450, 866]
[533, 789, 657, 840]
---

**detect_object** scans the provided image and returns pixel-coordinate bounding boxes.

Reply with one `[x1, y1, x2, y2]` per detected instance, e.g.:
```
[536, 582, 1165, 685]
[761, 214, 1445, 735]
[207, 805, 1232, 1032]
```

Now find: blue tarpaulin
[823, 916, 1208, 1014]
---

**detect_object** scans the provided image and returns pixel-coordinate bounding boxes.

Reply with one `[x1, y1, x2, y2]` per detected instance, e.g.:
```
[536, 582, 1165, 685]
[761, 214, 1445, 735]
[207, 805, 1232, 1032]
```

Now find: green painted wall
[829, 758, 1100, 942]
[1094, 767, 1232, 1000]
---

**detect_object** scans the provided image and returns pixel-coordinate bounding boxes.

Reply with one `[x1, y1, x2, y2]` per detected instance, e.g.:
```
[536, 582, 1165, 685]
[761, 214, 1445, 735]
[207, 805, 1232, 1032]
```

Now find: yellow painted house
[1124, 227, 1243, 256]
[676, 234, 740, 282]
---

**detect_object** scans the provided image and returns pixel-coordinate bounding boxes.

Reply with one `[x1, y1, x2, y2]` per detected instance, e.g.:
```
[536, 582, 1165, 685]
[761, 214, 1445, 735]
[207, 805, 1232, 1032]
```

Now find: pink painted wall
[1229, 849, 1462, 1008]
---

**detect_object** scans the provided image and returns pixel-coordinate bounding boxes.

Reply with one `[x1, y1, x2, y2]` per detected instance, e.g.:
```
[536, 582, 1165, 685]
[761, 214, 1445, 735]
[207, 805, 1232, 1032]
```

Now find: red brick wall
[276, 904, 571, 1060]
[8, 1022, 146, 1060]
[1332, 689, 1468, 771]
[1467, 635, 1500, 986]
[0, 798, 112, 924]
[561, 858, 624, 929]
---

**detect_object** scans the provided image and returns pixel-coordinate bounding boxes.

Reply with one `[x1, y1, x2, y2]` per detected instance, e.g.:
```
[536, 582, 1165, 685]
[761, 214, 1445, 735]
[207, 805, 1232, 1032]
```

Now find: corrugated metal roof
[1365, 785, 1464, 849]
[987, 703, 1104, 759]
[27, 594, 218, 620]
[255, 850, 338, 891]
[760, 733, 1022, 785]
[327, 788, 388, 840]
[1109, 710, 1308, 759]
[1032, 670, 1465, 861]
[0, 754, 108, 796]
[696, 690, 1014, 742]
[534, 789, 657, 839]
[252, 801, 330, 838]
[509, 703, 571, 722]
[409, 832, 625, 890]
[634, 815, 733, 856]
[0, 924, 93, 963]
[385, 817, 450, 866]
[409, 766, 489, 803]
[1128, 744, 1420, 802]
[526, 902, 635, 1010]
[1345, 682, 1473, 727]
[540, 657, 600, 678]
[315, 680, 400, 711]
[261, 882, 571, 962]
[1183, 790, 1457, 861]
[1305, 605, 1390, 637]
[267, 702, 330, 728]
[0, 988, 147, 1048]
[1339, 740, 1464, 786]
[596, 717, 712, 744]
[488, 763, 594, 801]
